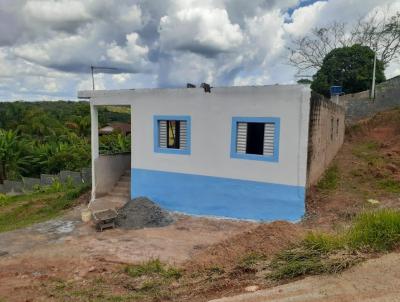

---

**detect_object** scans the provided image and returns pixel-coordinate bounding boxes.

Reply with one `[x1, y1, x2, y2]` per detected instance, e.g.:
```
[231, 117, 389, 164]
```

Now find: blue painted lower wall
[131, 168, 305, 221]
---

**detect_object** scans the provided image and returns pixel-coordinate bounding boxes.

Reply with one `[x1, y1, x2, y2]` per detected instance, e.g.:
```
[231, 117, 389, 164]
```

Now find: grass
[377, 179, 400, 193]
[317, 164, 339, 191]
[351, 141, 388, 169]
[235, 252, 267, 272]
[348, 209, 400, 251]
[0, 183, 89, 232]
[124, 259, 182, 280]
[268, 209, 400, 280]
[120, 259, 182, 300]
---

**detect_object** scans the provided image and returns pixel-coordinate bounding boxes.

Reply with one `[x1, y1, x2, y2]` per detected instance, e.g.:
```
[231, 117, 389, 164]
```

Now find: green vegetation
[119, 259, 181, 300]
[124, 259, 182, 280]
[0, 101, 130, 183]
[348, 210, 400, 251]
[268, 209, 400, 280]
[377, 179, 400, 193]
[311, 44, 385, 97]
[317, 164, 339, 191]
[236, 252, 267, 272]
[0, 181, 89, 232]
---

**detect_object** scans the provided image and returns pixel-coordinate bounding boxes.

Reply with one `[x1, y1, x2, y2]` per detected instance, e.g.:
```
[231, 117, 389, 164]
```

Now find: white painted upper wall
[80, 85, 311, 188]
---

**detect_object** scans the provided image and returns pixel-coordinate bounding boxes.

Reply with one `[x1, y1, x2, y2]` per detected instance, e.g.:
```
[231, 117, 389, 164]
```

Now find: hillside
[306, 107, 400, 229]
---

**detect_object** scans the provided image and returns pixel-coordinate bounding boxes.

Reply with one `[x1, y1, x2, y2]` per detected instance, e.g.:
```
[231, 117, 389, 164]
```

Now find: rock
[367, 199, 380, 205]
[88, 266, 96, 272]
[245, 285, 259, 292]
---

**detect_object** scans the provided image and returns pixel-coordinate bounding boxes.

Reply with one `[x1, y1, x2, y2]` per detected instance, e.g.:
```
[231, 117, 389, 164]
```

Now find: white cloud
[284, 1, 327, 37]
[159, 6, 243, 56]
[0, 0, 400, 100]
[106, 33, 150, 69]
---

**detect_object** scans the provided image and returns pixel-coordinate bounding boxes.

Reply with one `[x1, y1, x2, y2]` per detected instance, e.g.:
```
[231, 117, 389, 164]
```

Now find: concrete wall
[307, 93, 345, 186]
[94, 153, 130, 197]
[340, 76, 400, 124]
[0, 168, 90, 195]
[83, 85, 311, 221]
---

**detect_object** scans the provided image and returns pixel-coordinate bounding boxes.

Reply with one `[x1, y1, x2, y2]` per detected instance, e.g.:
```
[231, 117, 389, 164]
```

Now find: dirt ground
[0, 204, 257, 301]
[210, 252, 400, 302]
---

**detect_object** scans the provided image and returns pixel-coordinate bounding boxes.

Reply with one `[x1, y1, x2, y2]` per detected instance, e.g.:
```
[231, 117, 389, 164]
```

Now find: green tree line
[0, 101, 131, 183]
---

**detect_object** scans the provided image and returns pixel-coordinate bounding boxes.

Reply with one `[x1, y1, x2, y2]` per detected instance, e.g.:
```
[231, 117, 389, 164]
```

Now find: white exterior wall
[83, 85, 310, 188]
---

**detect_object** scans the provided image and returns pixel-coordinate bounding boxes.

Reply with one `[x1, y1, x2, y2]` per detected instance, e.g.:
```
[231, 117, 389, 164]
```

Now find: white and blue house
[79, 84, 313, 221]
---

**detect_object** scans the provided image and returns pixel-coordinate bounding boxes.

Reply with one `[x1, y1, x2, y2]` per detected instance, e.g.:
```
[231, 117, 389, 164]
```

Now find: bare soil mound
[116, 197, 174, 229]
[185, 221, 304, 270]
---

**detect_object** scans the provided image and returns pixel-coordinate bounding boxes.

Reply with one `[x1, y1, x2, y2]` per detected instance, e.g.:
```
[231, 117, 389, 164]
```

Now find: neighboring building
[99, 122, 131, 135]
[78, 85, 344, 221]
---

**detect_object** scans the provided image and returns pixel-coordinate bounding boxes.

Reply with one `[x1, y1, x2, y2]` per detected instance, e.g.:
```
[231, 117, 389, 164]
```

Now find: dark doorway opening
[246, 122, 264, 155]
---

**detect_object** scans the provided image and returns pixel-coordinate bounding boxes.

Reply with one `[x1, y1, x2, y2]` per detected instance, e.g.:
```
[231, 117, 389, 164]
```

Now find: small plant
[317, 164, 339, 191]
[206, 266, 225, 276]
[377, 179, 400, 193]
[347, 209, 400, 251]
[124, 259, 181, 280]
[236, 252, 267, 272]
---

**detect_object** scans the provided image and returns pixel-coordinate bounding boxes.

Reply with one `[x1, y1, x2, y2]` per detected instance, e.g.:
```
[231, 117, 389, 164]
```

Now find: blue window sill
[154, 147, 191, 155]
[230, 152, 278, 162]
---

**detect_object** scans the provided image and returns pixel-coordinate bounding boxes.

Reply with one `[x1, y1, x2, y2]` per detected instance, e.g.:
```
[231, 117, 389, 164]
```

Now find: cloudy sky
[0, 0, 399, 101]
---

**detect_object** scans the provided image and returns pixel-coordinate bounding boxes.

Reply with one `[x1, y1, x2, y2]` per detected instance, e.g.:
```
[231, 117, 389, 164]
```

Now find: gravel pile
[116, 197, 174, 229]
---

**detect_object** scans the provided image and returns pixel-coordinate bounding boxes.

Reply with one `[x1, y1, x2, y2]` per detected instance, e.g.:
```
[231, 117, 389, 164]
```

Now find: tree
[297, 78, 312, 84]
[0, 130, 29, 183]
[311, 44, 385, 97]
[289, 11, 400, 72]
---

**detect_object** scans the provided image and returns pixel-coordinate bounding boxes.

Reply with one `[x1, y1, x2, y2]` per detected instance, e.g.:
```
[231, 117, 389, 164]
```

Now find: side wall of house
[88, 85, 310, 221]
[307, 93, 345, 187]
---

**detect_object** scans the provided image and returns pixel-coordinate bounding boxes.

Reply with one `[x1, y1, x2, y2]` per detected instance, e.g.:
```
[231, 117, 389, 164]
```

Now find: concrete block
[60, 170, 83, 185]
[81, 168, 92, 184]
[22, 177, 41, 191]
[4, 180, 24, 193]
[40, 174, 59, 186]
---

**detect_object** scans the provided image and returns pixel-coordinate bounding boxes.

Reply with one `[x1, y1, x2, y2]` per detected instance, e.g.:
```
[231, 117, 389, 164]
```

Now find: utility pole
[371, 51, 377, 99]
[91, 65, 95, 90]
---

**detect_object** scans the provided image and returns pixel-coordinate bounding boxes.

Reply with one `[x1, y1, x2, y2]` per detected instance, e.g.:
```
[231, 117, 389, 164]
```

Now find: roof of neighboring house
[99, 122, 131, 135]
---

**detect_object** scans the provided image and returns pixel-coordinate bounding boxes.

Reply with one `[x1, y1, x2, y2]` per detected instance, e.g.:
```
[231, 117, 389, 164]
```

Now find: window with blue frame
[154, 116, 191, 155]
[230, 117, 280, 162]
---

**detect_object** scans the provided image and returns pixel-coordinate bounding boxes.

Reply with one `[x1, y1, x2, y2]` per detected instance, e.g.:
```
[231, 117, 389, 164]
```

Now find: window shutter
[159, 120, 167, 148]
[236, 122, 247, 154]
[263, 123, 275, 156]
[179, 120, 187, 149]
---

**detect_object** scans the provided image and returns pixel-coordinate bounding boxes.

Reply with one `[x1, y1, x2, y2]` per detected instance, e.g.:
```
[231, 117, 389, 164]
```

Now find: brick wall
[307, 92, 345, 187]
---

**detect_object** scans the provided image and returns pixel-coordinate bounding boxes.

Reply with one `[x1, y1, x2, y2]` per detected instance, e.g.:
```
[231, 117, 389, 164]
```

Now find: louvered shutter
[236, 122, 247, 153]
[159, 120, 167, 148]
[263, 123, 275, 156]
[179, 120, 187, 149]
